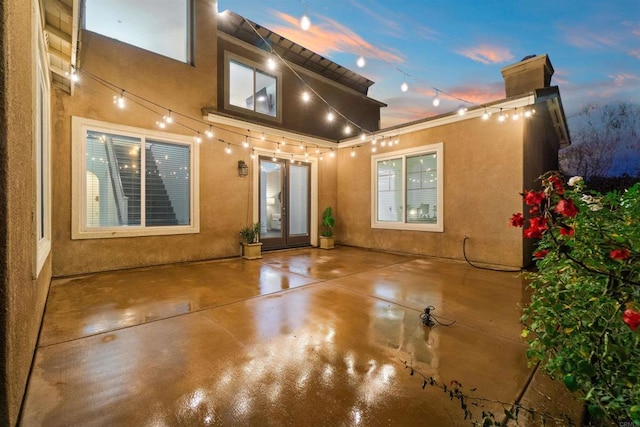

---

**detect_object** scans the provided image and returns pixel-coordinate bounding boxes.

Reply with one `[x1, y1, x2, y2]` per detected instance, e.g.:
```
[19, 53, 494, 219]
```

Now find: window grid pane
[145, 141, 190, 226]
[377, 158, 403, 222]
[406, 153, 438, 223]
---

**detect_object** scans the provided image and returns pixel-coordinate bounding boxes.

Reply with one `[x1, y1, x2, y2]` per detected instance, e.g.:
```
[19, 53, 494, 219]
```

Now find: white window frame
[71, 117, 200, 239]
[371, 143, 444, 232]
[34, 1, 51, 277]
[224, 51, 282, 122]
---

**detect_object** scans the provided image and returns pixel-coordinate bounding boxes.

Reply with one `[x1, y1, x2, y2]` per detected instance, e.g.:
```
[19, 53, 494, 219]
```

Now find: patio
[20, 246, 580, 426]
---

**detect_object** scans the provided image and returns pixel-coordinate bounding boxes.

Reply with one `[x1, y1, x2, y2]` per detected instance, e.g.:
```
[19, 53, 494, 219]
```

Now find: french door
[259, 156, 311, 250]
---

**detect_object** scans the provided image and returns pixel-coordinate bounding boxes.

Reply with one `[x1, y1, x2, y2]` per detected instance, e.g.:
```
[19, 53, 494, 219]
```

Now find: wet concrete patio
[20, 246, 580, 426]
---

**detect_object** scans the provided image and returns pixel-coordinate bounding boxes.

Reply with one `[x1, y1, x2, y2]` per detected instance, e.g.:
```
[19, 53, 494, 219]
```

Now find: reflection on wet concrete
[23, 247, 532, 426]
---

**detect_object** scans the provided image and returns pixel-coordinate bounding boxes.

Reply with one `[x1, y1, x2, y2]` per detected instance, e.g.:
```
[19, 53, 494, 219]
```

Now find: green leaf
[563, 374, 579, 392]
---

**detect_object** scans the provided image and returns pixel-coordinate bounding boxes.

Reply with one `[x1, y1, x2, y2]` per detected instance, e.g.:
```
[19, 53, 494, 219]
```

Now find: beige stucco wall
[0, 0, 53, 424]
[335, 114, 528, 268]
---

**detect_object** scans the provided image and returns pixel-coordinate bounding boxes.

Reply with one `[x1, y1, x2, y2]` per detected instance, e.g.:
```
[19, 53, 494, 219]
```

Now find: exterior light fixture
[237, 160, 249, 177]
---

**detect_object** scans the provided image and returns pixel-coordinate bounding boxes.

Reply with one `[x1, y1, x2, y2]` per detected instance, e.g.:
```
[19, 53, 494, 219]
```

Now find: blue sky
[219, 0, 640, 128]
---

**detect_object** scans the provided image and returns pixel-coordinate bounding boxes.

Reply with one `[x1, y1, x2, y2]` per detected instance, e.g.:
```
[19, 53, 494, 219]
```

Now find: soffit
[41, 0, 80, 94]
[218, 10, 374, 96]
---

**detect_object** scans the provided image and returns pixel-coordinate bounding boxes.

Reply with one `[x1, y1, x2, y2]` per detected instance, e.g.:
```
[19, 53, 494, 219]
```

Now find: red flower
[524, 217, 548, 239]
[524, 191, 545, 206]
[554, 199, 579, 217]
[560, 226, 574, 237]
[610, 248, 630, 260]
[534, 249, 550, 258]
[510, 213, 525, 227]
[548, 175, 564, 195]
[623, 309, 640, 332]
[529, 206, 539, 214]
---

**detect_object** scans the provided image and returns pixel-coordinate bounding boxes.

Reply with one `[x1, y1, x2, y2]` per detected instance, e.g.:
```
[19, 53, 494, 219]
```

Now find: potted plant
[239, 222, 262, 260]
[319, 206, 335, 249]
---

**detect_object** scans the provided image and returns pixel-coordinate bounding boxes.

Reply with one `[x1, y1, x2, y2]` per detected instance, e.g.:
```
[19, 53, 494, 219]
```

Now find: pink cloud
[270, 12, 404, 64]
[629, 49, 640, 59]
[456, 45, 514, 64]
[609, 73, 640, 86]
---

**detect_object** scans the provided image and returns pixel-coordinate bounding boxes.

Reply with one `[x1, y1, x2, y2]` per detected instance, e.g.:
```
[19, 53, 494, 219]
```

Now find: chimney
[501, 54, 554, 97]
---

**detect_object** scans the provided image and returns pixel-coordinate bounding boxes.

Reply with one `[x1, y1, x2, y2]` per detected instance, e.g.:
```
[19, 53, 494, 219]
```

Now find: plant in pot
[239, 222, 262, 260]
[320, 206, 335, 249]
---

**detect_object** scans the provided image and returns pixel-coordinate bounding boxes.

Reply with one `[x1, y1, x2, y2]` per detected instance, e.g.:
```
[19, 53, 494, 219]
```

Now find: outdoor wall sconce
[238, 160, 249, 177]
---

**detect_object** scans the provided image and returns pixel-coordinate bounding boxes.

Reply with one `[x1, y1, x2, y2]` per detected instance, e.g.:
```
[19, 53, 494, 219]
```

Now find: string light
[327, 111, 335, 122]
[400, 81, 409, 92]
[267, 55, 276, 71]
[243, 135, 250, 148]
[498, 108, 506, 122]
[299, 141, 304, 150]
[371, 146, 377, 152]
[315, 146, 320, 154]
[302, 91, 310, 102]
[457, 106, 467, 116]
[195, 132, 202, 143]
[113, 90, 125, 109]
[372, 137, 377, 145]
[360, 132, 366, 141]
[482, 108, 490, 120]
[300, 14, 311, 31]
[329, 148, 335, 158]
[225, 143, 232, 154]
[156, 119, 166, 129]
[260, 132, 266, 141]
[276, 143, 281, 153]
[281, 136, 286, 145]
[432, 90, 440, 107]
[165, 111, 173, 124]
[356, 56, 366, 68]
[205, 126, 214, 138]
[250, 149, 256, 159]
[350, 147, 356, 157]
[272, 154, 277, 161]
[344, 124, 352, 135]
[394, 137, 399, 145]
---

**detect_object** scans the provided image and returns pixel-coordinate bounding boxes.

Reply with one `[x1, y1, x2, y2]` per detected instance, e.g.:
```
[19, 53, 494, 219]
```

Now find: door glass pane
[406, 153, 438, 223]
[86, 131, 141, 227]
[146, 141, 190, 226]
[289, 163, 309, 236]
[377, 158, 402, 222]
[260, 159, 283, 238]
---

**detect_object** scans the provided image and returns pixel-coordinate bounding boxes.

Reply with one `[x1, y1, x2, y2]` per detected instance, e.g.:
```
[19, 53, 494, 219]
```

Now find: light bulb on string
[300, 13, 311, 31]
[281, 136, 286, 145]
[302, 91, 310, 102]
[305, 148, 309, 159]
[165, 111, 173, 124]
[156, 119, 166, 129]
[432, 90, 440, 107]
[260, 132, 266, 141]
[372, 137, 377, 145]
[457, 106, 467, 116]
[371, 146, 377, 153]
[350, 147, 356, 157]
[498, 108, 506, 122]
[250, 149, 256, 159]
[319, 153, 324, 161]
[195, 133, 202, 144]
[267, 55, 276, 71]
[329, 149, 335, 158]
[524, 110, 533, 118]
[243, 136, 250, 148]
[69, 67, 79, 82]
[276, 143, 281, 153]
[344, 124, 352, 135]
[512, 109, 520, 120]
[482, 109, 490, 121]
[205, 126, 214, 138]
[299, 141, 304, 150]
[394, 137, 399, 145]
[225, 144, 232, 154]
[327, 111, 335, 122]
[113, 90, 126, 109]
[360, 132, 366, 141]
[381, 139, 386, 147]
[272, 154, 277, 162]
[356, 56, 366, 68]
[315, 146, 320, 154]
[400, 81, 409, 92]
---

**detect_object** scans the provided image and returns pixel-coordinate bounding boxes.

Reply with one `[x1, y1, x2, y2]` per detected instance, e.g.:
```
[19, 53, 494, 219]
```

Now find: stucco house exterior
[0, 0, 569, 424]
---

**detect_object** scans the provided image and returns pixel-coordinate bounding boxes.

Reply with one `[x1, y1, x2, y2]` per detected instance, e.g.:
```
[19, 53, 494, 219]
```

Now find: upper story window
[72, 117, 200, 239]
[372, 143, 443, 232]
[226, 53, 280, 120]
[85, 0, 192, 63]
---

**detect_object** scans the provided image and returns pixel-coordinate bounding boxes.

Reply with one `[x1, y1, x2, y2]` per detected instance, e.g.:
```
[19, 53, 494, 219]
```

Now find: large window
[372, 143, 443, 232]
[34, 4, 51, 276]
[85, 0, 192, 63]
[227, 56, 279, 119]
[72, 117, 199, 239]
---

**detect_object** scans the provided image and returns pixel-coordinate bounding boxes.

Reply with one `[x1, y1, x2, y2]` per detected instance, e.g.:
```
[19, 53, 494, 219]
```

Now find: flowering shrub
[511, 172, 639, 424]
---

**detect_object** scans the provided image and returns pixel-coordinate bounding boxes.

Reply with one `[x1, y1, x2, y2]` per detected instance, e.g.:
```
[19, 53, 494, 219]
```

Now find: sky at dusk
[219, 0, 640, 129]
